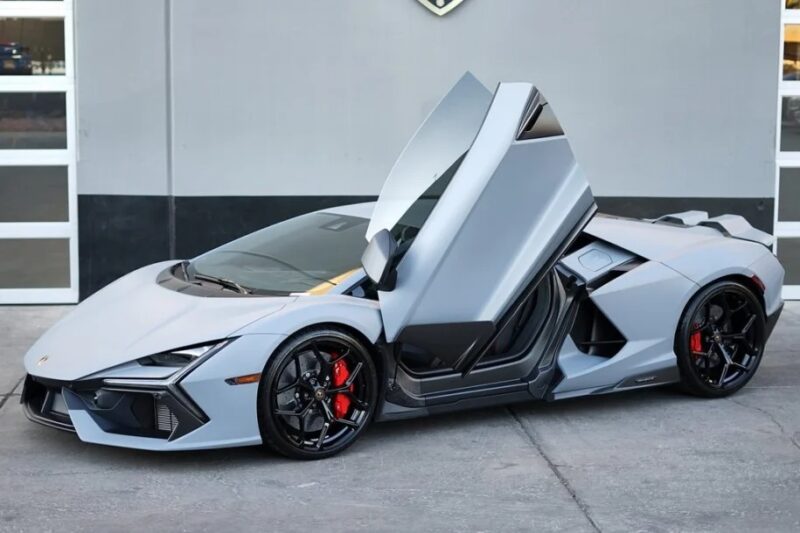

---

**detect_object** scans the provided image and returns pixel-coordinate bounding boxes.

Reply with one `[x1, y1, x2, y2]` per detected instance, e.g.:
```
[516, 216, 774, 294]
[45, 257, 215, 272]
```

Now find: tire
[257, 326, 379, 460]
[675, 280, 766, 398]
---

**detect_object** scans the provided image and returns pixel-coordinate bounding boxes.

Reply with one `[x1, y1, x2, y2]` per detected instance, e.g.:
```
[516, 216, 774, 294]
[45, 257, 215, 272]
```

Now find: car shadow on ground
[21, 385, 694, 470]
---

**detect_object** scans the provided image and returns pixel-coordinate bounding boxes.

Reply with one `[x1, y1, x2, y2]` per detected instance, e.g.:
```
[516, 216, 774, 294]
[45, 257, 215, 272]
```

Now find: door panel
[375, 81, 595, 356]
[366, 72, 493, 240]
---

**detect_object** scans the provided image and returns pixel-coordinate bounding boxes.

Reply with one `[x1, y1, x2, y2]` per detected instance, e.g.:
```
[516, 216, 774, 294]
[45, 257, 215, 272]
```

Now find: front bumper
[22, 374, 206, 441]
[21, 333, 287, 451]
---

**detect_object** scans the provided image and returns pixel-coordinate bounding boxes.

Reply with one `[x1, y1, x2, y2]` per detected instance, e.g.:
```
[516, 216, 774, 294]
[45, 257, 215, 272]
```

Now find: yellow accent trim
[305, 268, 360, 296]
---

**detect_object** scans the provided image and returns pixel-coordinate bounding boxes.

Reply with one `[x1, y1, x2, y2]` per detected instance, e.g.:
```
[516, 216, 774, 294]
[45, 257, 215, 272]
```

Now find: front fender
[234, 295, 384, 344]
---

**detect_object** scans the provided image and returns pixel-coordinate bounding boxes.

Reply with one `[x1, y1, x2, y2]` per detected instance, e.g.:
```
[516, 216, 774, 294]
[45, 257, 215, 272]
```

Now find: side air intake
[570, 297, 626, 357]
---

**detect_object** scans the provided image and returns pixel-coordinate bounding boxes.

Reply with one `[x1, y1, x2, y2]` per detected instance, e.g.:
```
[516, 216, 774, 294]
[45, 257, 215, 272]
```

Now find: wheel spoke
[320, 398, 334, 422]
[293, 355, 302, 382]
[740, 314, 756, 335]
[730, 300, 748, 314]
[316, 422, 330, 450]
[720, 295, 733, 328]
[696, 345, 714, 366]
[717, 362, 730, 387]
[277, 380, 299, 395]
[344, 362, 362, 386]
[330, 348, 351, 364]
[275, 399, 315, 418]
[329, 362, 364, 392]
[292, 408, 310, 446]
[343, 390, 368, 411]
[311, 341, 330, 381]
[716, 342, 732, 364]
[334, 418, 359, 429]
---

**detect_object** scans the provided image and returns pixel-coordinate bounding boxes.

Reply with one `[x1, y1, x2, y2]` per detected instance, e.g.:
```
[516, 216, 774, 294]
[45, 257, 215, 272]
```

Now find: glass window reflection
[0, 18, 64, 75]
[0, 92, 66, 149]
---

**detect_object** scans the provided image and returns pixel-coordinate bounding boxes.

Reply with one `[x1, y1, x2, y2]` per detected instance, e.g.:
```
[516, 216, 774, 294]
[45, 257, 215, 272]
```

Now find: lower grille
[155, 400, 179, 433]
[21, 376, 75, 432]
[23, 374, 206, 441]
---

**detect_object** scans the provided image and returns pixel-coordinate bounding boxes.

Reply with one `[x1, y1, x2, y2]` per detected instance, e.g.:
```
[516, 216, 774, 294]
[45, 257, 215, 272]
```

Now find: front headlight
[138, 341, 227, 367]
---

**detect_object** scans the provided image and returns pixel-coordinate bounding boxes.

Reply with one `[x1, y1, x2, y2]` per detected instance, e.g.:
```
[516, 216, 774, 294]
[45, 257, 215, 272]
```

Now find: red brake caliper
[331, 358, 353, 419]
[690, 324, 703, 355]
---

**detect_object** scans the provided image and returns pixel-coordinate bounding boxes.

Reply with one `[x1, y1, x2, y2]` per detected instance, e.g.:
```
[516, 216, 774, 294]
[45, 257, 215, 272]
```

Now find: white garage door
[0, 0, 77, 304]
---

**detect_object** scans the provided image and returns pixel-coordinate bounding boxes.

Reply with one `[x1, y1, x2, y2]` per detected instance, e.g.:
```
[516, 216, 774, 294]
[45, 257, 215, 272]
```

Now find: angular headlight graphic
[138, 341, 227, 367]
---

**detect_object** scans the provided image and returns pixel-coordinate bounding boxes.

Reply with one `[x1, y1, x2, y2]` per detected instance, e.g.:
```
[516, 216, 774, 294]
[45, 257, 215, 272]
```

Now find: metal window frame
[0, 0, 77, 304]
[777, 2, 800, 299]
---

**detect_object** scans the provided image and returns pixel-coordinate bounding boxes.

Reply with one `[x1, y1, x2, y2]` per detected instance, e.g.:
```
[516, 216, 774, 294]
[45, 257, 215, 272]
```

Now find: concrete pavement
[0, 303, 798, 532]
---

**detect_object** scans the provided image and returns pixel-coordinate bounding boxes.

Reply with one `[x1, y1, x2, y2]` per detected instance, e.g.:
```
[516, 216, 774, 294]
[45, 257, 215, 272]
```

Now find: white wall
[75, 0, 169, 195]
[76, 0, 780, 199]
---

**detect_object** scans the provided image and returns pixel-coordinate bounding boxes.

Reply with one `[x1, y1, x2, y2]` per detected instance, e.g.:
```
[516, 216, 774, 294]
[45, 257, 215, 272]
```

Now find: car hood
[24, 261, 294, 381]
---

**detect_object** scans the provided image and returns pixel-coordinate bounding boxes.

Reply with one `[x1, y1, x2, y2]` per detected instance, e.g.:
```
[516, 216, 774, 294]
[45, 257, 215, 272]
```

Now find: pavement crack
[0, 376, 25, 412]
[507, 406, 602, 533]
[728, 397, 800, 453]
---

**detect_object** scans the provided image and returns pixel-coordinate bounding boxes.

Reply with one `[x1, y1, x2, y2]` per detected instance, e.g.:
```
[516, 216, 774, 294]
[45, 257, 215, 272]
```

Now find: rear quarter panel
[661, 239, 784, 316]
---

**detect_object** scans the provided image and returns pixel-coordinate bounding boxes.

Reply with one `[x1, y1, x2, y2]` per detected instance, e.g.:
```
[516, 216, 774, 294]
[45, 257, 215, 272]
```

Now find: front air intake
[155, 400, 179, 434]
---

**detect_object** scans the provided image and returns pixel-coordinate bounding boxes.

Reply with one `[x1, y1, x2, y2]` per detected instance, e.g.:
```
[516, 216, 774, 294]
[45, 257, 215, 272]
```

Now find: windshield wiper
[193, 272, 252, 295]
[179, 260, 191, 281]
[217, 250, 334, 285]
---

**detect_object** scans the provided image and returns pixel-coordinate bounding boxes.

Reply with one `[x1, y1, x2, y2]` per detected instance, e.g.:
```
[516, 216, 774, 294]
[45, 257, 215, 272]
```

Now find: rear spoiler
[651, 210, 774, 248]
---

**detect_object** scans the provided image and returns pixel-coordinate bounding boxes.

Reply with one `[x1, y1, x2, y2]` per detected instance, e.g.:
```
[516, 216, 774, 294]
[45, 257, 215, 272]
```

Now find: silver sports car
[22, 74, 784, 459]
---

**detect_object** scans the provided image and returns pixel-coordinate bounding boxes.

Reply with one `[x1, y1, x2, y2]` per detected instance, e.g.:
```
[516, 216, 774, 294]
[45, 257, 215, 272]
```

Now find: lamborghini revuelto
[22, 74, 784, 459]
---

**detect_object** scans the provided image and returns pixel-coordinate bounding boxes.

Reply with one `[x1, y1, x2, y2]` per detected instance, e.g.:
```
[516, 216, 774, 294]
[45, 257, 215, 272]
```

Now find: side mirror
[361, 229, 398, 292]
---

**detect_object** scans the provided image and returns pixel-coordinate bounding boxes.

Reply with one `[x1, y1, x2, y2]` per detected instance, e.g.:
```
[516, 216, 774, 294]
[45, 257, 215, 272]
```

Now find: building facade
[0, 0, 790, 303]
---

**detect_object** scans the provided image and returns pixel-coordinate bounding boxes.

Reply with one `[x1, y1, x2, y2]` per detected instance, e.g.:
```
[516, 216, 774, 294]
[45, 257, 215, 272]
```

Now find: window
[0, 0, 75, 303]
[518, 93, 564, 141]
[391, 153, 466, 245]
[779, 168, 800, 221]
[0, 92, 66, 148]
[0, 17, 65, 75]
[191, 213, 369, 295]
[0, 238, 69, 288]
[777, 238, 800, 285]
[0, 165, 67, 221]
[785, 25, 800, 80]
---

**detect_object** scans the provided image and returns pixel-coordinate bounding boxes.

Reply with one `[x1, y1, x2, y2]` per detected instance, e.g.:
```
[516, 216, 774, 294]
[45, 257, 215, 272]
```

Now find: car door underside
[375, 264, 588, 422]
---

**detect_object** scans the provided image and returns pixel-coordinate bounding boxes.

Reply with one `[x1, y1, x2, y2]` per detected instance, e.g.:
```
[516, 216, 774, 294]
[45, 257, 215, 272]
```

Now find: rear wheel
[676, 281, 765, 398]
[258, 327, 378, 459]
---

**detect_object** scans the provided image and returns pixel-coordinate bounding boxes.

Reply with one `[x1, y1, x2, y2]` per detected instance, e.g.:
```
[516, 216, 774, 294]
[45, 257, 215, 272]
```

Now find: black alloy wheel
[676, 281, 766, 398]
[258, 327, 378, 459]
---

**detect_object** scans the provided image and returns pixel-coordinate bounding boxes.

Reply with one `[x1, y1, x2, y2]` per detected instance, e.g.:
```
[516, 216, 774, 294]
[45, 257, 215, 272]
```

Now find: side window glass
[390, 152, 466, 246]
[517, 92, 565, 141]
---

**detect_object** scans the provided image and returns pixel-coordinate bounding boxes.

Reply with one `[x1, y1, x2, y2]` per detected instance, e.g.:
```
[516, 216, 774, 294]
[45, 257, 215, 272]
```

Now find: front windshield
[191, 212, 368, 295]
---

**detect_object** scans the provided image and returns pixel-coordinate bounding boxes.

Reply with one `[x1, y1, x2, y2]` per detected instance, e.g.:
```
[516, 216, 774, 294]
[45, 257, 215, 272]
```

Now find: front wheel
[676, 281, 766, 398]
[258, 327, 379, 459]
